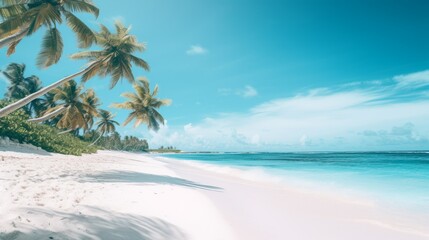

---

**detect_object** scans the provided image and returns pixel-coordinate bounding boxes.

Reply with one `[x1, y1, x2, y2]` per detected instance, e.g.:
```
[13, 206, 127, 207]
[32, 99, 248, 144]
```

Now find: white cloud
[237, 85, 258, 98]
[148, 69, 429, 151]
[186, 45, 207, 55]
[218, 85, 258, 98]
[393, 70, 429, 88]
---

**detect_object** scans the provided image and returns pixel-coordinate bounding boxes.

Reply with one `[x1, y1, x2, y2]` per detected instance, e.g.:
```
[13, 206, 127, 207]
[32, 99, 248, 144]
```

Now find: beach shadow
[0, 146, 52, 156]
[83, 171, 222, 191]
[0, 206, 187, 240]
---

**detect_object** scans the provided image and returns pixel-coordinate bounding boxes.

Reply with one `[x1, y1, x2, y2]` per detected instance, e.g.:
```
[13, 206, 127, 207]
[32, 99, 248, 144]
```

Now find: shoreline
[159, 156, 429, 240]
[0, 148, 428, 240]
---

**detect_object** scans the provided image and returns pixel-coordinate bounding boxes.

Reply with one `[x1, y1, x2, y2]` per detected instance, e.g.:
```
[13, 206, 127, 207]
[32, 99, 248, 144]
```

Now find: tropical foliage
[82, 130, 149, 152]
[0, 0, 173, 155]
[0, 0, 99, 68]
[70, 21, 150, 88]
[36, 80, 98, 133]
[112, 77, 171, 131]
[90, 109, 118, 145]
[1, 63, 43, 115]
[81, 89, 100, 130]
[0, 100, 97, 155]
[0, 20, 150, 118]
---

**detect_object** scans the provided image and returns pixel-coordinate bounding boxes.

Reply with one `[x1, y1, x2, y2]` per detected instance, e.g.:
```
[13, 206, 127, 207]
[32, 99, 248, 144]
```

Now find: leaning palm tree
[0, 21, 149, 118]
[29, 80, 96, 133]
[90, 109, 119, 145]
[0, 0, 99, 68]
[112, 77, 171, 131]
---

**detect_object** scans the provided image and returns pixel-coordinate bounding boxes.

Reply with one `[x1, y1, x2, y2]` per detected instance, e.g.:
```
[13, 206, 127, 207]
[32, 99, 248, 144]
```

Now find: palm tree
[2, 63, 32, 99]
[81, 88, 100, 130]
[39, 92, 57, 112]
[112, 77, 171, 131]
[37, 92, 59, 125]
[2, 62, 43, 115]
[24, 73, 43, 116]
[29, 80, 96, 133]
[0, 0, 99, 68]
[90, 109, 118, 145]
[0, 21, 149, 118]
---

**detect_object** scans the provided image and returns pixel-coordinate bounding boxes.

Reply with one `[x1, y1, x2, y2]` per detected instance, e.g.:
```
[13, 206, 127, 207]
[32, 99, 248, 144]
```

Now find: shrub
[0, 101, 98, 156]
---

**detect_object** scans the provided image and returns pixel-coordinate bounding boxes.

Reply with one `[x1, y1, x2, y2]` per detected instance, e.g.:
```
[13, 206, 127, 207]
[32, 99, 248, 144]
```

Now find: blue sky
[1, 0, 429, 151]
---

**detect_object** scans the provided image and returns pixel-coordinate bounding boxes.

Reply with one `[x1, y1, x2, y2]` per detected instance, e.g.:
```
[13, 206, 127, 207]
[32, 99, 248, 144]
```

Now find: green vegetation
[0, 0, 99, 68]
[82, 131, 149, 152]
[0, 21, 149, 118]
[112, 77, 171, 130]
[150, 149, 181, 153]
[40, 79, 99, 131]
[0, 2, 172, 155]
[0, 100, 97, 155]
[90, 109, 119, 145]
[150, 146, 181, 153]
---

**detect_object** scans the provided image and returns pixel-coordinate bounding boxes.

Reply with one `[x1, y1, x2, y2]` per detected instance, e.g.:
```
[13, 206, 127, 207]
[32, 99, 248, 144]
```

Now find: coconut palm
[112, 77, 171, 131]
[29, 80, 96, 133]
[24, 73, 43, 116]
[0, 21, 149, 118]
[0, 0, 99, 68]
[2, 62, 43, 115]
[39, 92, 57, 112]
[36, 92, 58, 125]
[2, 63, 34, 99]
[90, 109, 118, 145]
[81, 88, 100, 130]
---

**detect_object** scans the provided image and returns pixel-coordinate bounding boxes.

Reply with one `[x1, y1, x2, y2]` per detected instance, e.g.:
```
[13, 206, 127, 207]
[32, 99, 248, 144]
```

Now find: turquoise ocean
[164, 152, 429, 215]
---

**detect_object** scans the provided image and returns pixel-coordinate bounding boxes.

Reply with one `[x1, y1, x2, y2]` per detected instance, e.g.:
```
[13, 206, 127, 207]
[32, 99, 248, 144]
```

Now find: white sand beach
[1, 147, 428, 240]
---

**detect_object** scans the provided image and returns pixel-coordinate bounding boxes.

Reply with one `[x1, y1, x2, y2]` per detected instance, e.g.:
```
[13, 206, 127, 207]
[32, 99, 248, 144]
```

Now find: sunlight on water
[165, 152, 429, 213]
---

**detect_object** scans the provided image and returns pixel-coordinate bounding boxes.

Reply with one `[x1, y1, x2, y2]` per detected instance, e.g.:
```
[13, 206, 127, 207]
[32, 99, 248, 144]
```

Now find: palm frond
[27, 4, 62, 35]
[6, 37, 21, 55]
[129, 54, 150, 71]
[69, 50, 102, 61]
[122, 112, 136, 126]
[0, 12, 29, 33]
[64, 10, 96, 48]
[0, 4, 26, 20]
[36, 27, 63, 68]
[63, 0, 99, 17]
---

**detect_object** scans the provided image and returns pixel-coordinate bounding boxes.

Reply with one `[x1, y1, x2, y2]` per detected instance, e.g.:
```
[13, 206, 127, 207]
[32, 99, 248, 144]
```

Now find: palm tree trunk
[0, 62, 97, 118]
[27, 105, 67, 123]
[58, 128, 77, 134]
[0, 27, 29, 49]
[90, 132, 104, 146]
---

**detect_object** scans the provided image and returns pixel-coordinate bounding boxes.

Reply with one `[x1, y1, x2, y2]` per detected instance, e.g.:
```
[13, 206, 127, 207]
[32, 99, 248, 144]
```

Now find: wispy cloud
[186, 45, 208, 55]
[150, 69, 429, 151]
[218, 85, 258, 98]
[238, 85, 258, 98]
[394, 70, 429, 88]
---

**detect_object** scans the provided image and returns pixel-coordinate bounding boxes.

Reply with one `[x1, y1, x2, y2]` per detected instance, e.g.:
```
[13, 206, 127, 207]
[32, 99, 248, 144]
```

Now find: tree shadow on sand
[0, 146, 52, 156]
[0, 206, 187, 240]
[82, 171, 222, 191]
